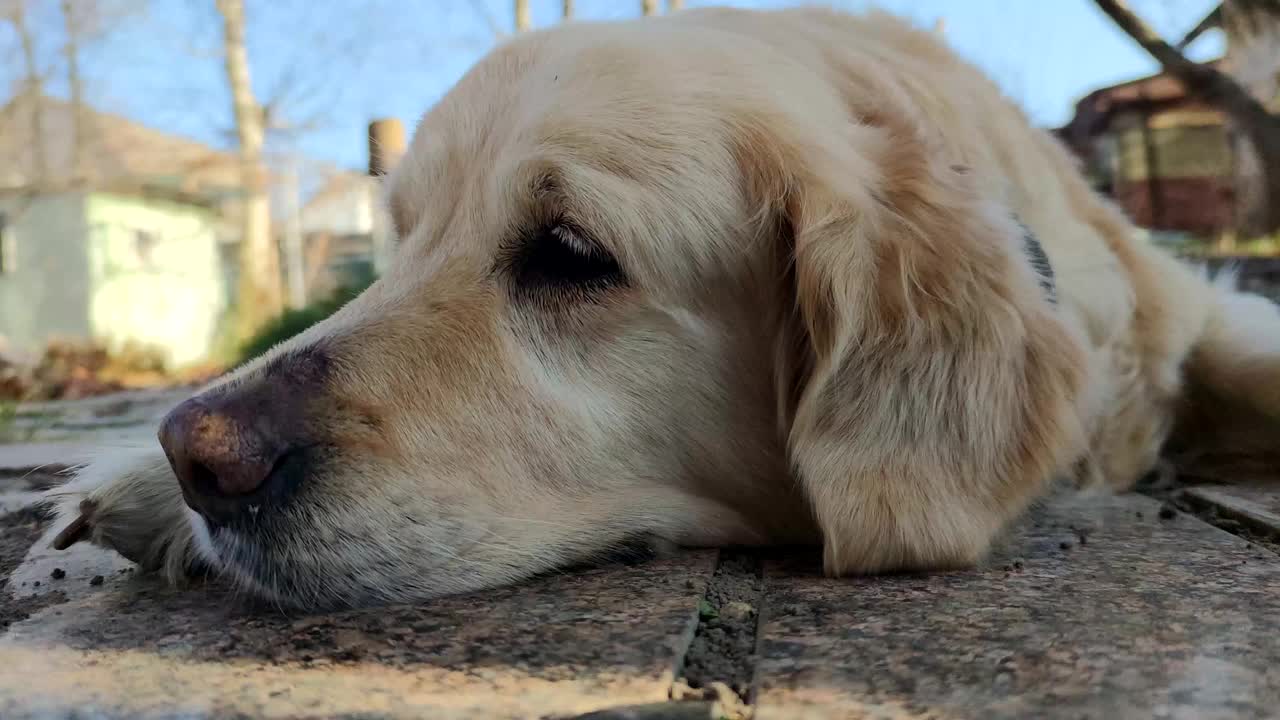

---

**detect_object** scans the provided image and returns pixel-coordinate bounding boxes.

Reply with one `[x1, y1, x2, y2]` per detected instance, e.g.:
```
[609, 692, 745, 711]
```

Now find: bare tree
[465, 0, 505, 37]
[1094, 0, 1280, 236]
[1224, 1, 1280, 236]
[515, 0, 531, 31]
[1181, 1, 1280, 236]
[215, 0, 282, 335]
[2, 2, 47, 183]
[642, 0, 659, 16]
[2, 0, 131, 198]
[60, 0, 87, 181]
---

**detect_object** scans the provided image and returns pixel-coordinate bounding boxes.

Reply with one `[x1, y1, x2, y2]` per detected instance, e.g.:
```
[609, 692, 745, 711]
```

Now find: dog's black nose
[158, 396, 293, 523]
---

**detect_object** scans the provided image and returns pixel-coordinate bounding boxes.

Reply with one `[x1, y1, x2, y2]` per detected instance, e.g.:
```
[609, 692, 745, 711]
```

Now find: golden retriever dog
[45, 6, 1280, 609]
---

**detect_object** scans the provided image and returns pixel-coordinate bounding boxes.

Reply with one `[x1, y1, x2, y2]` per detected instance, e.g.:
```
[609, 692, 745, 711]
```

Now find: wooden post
[516, 0, 531, 32]
[368, 118, 406, 276]
[368, 118, 406, 177]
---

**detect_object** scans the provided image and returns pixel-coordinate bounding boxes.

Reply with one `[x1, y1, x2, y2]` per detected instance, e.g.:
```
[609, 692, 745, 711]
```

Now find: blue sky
[4, 0, 1225, 173]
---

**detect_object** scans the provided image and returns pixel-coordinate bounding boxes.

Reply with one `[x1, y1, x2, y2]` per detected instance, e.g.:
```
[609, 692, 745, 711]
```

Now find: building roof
[302, 170, 374, 213]
[1056, 59, 1225, 152]
[0, 94, 242, 205]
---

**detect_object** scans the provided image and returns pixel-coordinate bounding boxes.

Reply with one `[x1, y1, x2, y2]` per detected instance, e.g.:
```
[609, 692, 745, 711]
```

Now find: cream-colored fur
[43, 6, 1280, 608]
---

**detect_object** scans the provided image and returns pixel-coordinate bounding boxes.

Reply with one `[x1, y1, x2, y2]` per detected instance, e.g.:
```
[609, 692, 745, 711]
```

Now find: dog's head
[158, 10, 1086, 608]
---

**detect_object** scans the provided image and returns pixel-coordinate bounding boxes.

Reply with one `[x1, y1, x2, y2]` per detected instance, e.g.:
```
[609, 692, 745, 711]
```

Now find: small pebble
[1059, 541, 1073, 550]
[669, 679, 702, 701]
[32, 581, 40, 587]
[719, 601, 756, 623]
[89, 575, 104, 586]
[50, 568, 66, 580]
[1158, 504, 1177, 520]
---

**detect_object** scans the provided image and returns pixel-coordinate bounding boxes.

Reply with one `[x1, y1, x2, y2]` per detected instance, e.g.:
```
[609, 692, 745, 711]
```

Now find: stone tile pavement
[754, 493, 1280, 719]
[0, 388, 188, 446]
[0, 442, 97, 475]
[1, 403, 1279, 718]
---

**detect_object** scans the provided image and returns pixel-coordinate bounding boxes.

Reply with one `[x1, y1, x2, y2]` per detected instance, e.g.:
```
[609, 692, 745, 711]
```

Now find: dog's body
[47, 7, 1280, 608]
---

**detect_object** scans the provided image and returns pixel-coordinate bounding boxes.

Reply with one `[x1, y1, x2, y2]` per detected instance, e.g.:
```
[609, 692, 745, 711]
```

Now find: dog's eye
[511, 224, 625, 292]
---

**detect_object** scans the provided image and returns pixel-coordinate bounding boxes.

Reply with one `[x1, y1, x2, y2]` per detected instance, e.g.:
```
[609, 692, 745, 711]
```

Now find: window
[0, 213, 11, 275]
[133, 229, 157, 268]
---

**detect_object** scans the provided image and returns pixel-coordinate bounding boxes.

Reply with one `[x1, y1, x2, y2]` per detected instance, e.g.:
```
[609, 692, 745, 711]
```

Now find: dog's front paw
[45, 445, 205, 581]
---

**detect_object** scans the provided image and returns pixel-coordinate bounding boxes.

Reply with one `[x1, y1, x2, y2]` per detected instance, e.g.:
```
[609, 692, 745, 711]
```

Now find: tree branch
[1094, 0, 1272, 120]
[61, 0, 87, 182]
[1177, 4, 1221, 50]
[1095, 0, 1206, 72]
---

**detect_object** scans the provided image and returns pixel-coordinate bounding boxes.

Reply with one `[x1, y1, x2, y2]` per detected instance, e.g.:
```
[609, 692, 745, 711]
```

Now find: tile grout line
[1169, 488, 1280, 556]
[556, 549, 762, 720]
[667, 549, 763, 717]
[1135, 473, 1280, 557]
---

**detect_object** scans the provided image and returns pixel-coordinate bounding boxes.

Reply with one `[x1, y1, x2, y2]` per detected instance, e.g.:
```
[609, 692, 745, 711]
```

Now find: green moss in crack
[0, 401, 15, 441]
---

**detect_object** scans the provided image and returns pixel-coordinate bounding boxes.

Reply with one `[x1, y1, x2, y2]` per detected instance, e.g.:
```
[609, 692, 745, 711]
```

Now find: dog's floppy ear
[749, 121, 1089, 575]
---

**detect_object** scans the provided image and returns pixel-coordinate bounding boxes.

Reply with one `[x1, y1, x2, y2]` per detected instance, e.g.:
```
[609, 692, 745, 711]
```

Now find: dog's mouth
[181, 468, 356, 608]
[180, 493, 515, 609]
[183, 497, 673, 610]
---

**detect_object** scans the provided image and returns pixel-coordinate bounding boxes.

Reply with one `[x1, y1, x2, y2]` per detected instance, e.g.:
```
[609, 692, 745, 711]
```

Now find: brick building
[1058, 1, 1280, 242]
[1056, 63, 1237, 237]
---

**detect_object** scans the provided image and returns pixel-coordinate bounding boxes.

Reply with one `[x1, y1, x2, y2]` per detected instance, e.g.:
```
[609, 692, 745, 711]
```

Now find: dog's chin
[182, 510, 352, 610]
[180, 507, 687, 611]
[182, 510, 298, 607]
[181, 507, 541, 610]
